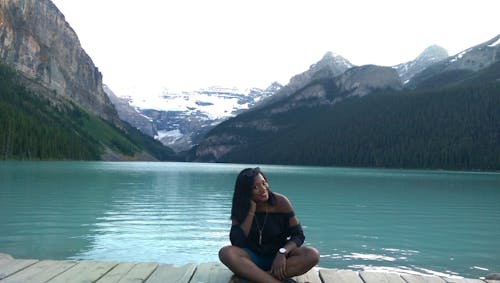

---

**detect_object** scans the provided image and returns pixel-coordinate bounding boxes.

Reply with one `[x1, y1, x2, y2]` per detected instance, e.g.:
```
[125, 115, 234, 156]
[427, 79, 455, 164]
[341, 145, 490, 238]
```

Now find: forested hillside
[201, 62, 500, 171]
[0, 63, 175, 160]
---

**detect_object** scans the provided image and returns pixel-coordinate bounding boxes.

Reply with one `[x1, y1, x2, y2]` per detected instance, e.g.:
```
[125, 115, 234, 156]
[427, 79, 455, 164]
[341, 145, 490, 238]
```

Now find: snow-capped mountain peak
[108, 84, 280, 152]
[127, 86, 275, 120]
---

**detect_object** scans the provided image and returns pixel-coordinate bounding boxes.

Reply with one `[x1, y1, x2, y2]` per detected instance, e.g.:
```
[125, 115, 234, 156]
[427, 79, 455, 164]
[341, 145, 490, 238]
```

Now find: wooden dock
[0, 257, 498, 283]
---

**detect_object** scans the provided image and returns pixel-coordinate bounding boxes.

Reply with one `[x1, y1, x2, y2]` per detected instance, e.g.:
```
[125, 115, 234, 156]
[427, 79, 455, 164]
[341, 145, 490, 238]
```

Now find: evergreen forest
[210, 63, 500, 171]
[0, 63, 175, 160]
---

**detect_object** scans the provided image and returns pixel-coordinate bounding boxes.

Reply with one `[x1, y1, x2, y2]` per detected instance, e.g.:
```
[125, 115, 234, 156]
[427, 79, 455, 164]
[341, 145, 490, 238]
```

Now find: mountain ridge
[114, 45, 455, 153]
[393, 45, 449, 84]
[407, 34, 500, 89]
[187, 34, 500, 170]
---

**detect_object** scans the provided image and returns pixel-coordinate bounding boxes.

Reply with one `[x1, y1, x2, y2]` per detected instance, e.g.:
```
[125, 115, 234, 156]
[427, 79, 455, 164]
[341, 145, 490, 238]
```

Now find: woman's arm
[229, 200, 256, 246]
[276, 194, 306, 250]
[238, 200, 256, 236]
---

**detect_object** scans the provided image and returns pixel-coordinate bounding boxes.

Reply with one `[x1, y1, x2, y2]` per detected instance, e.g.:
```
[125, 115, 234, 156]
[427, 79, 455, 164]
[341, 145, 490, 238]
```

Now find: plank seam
[142, 264, 160, 283]
[0, 260, 39, 281]
[92, 262, 119, 283]
[358, 271, 368, 283]
[41, 261, 78, 283]
[187, 265, 198, 283]
[400, 273, 411, 283]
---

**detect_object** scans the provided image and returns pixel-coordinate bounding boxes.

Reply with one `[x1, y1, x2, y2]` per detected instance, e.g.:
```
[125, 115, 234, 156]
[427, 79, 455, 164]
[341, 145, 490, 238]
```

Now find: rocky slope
[393, 45, 449, 84]
[104, 85, 156, 136]
[407, 34, 500, 88]
[0, 0, 117, 122]
[260, 52, 354, 107]
[337, 65, 402, 97]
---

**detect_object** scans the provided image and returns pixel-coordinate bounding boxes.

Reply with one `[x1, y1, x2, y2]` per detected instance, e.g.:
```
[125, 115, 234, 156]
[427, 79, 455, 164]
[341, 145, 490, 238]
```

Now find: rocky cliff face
[262, 52, 354, 105]
[104, 85, 155, 136]
[337, 65, 402, 97]
[0, 0, 118, 121]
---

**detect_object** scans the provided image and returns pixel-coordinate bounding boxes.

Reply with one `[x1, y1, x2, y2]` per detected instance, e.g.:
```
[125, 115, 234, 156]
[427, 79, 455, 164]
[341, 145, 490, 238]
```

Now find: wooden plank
[46, 261, 117, 283]
[360, 271, 406, 283]
[0, 259, 39, 280]
[96, 262, 158, 283]
[442, 278, 486, 283]
[292, 268, 322, 283]
[188, 263, 233, 283]
[401, 273, 447, 283]
[145, 263, 196, 283]
[116, 262, 158, 283]
[319, 268, 364, 283]
[0, 254, 13, 261]
[293, 268, 321, 283]
[95, 262, 136, 283]
[0, 260, 76, 283]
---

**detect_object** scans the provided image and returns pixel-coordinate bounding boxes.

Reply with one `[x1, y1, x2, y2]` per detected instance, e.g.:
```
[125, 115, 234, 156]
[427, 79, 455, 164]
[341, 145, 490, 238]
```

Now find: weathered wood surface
[319, 268, 364, 283]
[0, 258, 494, 283]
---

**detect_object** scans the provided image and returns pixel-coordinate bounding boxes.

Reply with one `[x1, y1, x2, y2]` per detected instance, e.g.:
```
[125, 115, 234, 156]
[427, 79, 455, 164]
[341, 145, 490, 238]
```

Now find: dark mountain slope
[0, 63, 176, 160]
[191, 60, 500, 171]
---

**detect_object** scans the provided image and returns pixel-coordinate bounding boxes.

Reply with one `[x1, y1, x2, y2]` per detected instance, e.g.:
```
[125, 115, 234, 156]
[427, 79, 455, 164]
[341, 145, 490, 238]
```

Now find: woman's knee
[219, 245, 247, 265]
[305, 247, 320, 265]
[293, 246, 319, 266]
[219, 245, 233, 263]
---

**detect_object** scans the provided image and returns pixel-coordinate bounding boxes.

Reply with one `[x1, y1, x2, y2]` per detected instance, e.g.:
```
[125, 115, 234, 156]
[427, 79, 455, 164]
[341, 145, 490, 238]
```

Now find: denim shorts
[242, 248, 275, 271]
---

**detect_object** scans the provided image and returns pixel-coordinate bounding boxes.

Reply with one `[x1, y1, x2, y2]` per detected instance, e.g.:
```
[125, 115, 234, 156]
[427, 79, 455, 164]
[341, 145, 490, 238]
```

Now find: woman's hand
[249, 199, 257, 214]
[270, 253, 287, 280]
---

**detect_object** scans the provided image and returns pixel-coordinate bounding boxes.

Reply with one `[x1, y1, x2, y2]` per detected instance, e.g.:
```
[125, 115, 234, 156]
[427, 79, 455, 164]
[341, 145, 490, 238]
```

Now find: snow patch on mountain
[127, 86, 262, 120]
[156, 129, 182, 140]
[109, 84, 280, 152]
[488, 38, 500, 47]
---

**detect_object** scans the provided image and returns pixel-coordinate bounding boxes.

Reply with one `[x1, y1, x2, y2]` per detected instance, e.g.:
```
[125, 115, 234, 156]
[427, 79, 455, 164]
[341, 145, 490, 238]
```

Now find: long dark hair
[231, 167, 276, 223]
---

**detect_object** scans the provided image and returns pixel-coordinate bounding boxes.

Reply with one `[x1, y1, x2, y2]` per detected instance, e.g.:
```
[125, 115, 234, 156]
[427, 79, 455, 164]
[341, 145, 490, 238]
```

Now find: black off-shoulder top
[230, 211, 305, 256]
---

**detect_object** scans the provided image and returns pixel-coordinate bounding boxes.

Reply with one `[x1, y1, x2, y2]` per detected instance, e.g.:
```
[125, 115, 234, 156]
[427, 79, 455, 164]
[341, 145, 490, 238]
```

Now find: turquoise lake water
[0, 161, 498, 278]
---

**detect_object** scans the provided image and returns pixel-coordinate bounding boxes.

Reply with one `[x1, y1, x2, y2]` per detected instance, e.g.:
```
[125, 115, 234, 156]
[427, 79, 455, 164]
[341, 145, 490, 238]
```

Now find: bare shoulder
[272, 192, 294, 212]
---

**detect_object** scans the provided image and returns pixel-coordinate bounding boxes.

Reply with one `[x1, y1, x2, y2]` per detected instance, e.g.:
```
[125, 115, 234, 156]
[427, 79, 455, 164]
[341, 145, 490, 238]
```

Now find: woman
[219, 167, 319, 283]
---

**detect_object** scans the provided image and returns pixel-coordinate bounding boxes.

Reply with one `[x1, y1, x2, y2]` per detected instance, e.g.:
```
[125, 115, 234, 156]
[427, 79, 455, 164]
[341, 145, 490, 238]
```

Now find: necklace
[254, 206, 268, 245]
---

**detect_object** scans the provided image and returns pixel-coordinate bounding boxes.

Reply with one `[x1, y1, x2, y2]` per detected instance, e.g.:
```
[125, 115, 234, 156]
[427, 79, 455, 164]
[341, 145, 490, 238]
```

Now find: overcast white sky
[51, 0, 499, 97]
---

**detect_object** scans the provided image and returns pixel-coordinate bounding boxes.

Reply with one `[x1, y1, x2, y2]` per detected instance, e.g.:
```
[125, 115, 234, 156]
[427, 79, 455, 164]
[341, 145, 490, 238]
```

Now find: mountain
[189, 63, 402, 162]
[0, 0, 117, 122]
[393, 45, 449, 84]
[107, 52, 352, 153]
[188, 35, 500, 171]
[0, 0, 175, 160]
[104, 85, 156, 137]
[110, 84, 280, 152]
[407, 34, 500, 89]
[260, 52, 354, 107]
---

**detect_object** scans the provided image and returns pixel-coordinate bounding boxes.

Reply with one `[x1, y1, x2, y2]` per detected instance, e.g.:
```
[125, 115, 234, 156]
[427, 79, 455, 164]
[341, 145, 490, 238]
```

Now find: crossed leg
[219, 245, 319, 283]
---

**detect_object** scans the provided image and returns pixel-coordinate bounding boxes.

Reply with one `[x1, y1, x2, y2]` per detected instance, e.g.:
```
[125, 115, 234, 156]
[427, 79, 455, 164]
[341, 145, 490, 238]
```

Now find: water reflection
[0, 162, 117, 259]
[69, 162, 235, 264]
